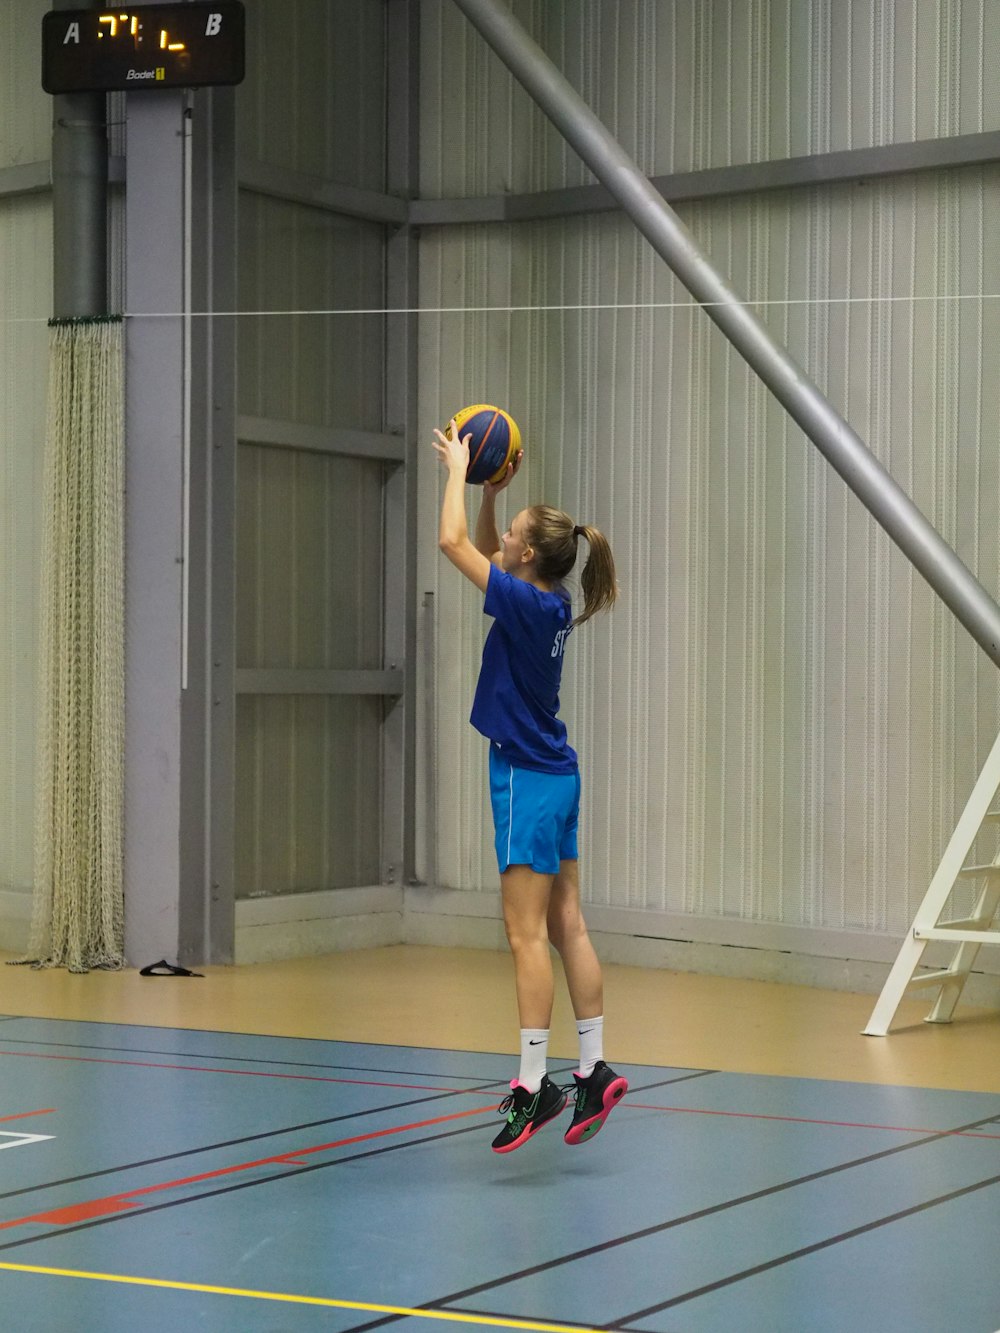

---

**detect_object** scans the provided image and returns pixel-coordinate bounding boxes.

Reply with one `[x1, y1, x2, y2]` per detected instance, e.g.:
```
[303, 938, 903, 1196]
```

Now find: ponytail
[571, 523, 618, 627]
[524, 505, 618, 628]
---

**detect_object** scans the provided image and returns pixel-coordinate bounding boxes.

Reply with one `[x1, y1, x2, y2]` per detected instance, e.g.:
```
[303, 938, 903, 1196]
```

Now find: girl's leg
[493, 865, 568, 1150]
[547, 859, 603, 1019]
[500, 864, 556, 1029]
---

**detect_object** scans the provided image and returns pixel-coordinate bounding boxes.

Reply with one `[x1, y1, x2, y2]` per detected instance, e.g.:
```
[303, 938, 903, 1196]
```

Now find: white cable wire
[7, 290, 1000, 324]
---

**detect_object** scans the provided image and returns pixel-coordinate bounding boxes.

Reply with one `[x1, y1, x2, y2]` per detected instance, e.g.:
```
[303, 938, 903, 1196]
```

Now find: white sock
[577, 1015, 604, 1078]
[517, 1029, 549, 1092]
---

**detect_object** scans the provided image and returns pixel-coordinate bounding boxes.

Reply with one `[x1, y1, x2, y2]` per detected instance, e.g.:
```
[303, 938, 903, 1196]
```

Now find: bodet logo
[125, 68, 163, 81]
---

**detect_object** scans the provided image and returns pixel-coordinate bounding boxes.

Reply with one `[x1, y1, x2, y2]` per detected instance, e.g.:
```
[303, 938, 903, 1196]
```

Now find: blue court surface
[1, 1015, 999, 1332]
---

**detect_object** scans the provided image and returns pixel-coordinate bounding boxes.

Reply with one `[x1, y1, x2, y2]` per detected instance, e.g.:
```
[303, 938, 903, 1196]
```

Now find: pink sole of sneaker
[563, 1075, 628, 1145]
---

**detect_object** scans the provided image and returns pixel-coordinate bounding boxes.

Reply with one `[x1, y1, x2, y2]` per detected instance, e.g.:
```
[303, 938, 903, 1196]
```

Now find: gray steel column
[451, 0, 1000, 667]
[124, 85, 235, 967]
[180, 87, 238, 966]
[123, 90, 187, 965]
[51, 1, 107, 317]
[385, 0, 421, 886]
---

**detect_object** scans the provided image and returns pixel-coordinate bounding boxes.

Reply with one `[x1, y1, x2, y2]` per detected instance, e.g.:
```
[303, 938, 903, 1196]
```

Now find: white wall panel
[238, 0, 386, 190]
[235, 695, 382, 897]
[416, 0, 1000, 950]
[236, 444, 385, 671]
[234, 191, 388, 896]
[0, 0, 51, 169]
[237, 196, 386, 429]
[420, 0, 1000, 199]
[0, 198, 50, 914]
[234, 1, 391, 900]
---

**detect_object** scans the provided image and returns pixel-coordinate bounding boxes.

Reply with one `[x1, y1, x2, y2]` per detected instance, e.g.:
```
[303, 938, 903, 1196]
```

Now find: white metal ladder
[864, 728, 1000, 1036]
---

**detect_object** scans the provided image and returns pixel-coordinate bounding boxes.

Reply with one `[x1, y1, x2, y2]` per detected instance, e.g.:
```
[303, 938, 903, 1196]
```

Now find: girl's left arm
[433, 424, 492, 594]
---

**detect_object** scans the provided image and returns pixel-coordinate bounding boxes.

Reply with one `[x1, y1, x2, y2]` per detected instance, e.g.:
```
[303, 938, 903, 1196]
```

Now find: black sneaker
[563, 1061, 628, 1144]
[491, 1075, 568, 1154]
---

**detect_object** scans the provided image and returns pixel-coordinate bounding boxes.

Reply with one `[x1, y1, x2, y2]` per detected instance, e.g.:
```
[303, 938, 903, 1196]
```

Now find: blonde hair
[524, 504, 618, 627]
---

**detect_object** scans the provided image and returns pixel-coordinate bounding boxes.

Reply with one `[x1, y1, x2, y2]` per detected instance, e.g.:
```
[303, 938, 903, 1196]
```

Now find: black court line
[607, 1171, 1000, 1326]
[1, 1012, 667, 1070]
[5, 1050, 648, 1213]
[0, 1066, 655, 1210]
[2, 1090, 996, 1325]
[0, 1043, 566, 1096]
[0, 1028, 710, 1086]
[0, 1119, 493, 1253]
[0, 1079, 508, 1205]
[0, 1073, 710, 1250]
[337, 1108, 1000, 1333]
[0, 1016, 705, 1088]
[629, 1070, 718, 1092]
[0, 1033, 524, 1083]
[0, 1066, 709, 1215]
[451, 1307, 601, 1333]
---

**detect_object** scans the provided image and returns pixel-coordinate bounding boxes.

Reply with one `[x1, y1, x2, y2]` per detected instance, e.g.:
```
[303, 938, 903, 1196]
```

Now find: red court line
[0, 1049, 498, 1100]
[4, 1045, 993, 1142]
[0, 1110, 56, 1124]
[624, 1102, 1000, 1140]
[0, 1104, 493, 1231]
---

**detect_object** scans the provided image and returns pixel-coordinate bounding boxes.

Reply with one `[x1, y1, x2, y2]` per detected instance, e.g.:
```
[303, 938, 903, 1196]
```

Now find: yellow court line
[0, 1261, 605, 1333]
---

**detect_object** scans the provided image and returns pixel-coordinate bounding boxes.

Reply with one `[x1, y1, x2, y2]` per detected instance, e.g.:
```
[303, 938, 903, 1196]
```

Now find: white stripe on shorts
[506, 764, 514, 867]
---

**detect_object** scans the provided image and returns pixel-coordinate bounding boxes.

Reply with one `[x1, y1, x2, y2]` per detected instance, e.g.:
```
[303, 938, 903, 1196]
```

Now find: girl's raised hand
[433, 420, 471, 474]
[483, 448, 523, 498]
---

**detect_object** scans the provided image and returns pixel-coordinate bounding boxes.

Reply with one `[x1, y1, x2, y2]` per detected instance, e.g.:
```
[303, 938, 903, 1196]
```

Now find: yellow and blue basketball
[451, 404, 521, 485]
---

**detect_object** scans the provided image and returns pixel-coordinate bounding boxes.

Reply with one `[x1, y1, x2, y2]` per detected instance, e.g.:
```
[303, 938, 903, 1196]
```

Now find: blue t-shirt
[470, 565, 578, 774]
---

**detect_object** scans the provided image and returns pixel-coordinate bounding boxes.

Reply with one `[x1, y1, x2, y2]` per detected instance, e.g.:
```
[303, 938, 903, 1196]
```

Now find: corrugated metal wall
[233, 0, 389, 897]
[239, 0, 387, 190]
[0, 0, 51, 170]
[0, 0, 52, 927]
[420, 0, 999, 189]
[6, 0, 1000, 956]
[416, 0, 1000, 941]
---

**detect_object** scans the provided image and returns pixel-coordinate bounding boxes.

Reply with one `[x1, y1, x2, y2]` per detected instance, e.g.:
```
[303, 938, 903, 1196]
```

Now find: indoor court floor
[0, 945, 998, 1332]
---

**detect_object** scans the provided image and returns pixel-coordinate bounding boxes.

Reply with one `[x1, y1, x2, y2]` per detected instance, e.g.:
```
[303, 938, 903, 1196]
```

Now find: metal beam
[411, 130, 1000, 226]
[1, 158, 124, 199]
[238, 157, 408, 226]
[451, 0, 1000, 667]
[235, 669, 404, 697]
[18, 126, 1000, 223]
[237, 414, 405, 463]
[0, 162, 51, 199]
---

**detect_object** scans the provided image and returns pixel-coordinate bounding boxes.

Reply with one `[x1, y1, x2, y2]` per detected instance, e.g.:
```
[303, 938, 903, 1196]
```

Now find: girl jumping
[433, 419, 628, 1154]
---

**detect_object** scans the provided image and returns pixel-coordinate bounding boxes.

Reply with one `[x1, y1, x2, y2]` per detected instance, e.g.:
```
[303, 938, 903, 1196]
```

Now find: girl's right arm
[475, 451, 523, 564]
[474, 489, 501, 562]
[434, 422, 492, 593]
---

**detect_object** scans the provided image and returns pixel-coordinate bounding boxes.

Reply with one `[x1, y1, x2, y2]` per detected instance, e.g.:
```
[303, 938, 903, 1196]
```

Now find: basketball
[450, 404, 522, 485]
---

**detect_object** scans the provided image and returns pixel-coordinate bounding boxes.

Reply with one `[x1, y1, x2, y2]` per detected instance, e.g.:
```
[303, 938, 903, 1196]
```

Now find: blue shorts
[488, 745, 580, 875]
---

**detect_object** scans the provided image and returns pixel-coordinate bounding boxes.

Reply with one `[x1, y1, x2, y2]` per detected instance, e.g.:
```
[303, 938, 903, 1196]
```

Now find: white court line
[0, 1132, 55, 1151]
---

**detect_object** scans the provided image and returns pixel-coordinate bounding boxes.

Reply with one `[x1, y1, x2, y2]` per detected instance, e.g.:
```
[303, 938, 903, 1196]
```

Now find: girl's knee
[547, 905, 586, 952]
[503, 917, 550, 953]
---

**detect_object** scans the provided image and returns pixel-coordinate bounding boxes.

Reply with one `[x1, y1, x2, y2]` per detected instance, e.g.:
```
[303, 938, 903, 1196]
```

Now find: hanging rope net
[21, 317, 125, 972]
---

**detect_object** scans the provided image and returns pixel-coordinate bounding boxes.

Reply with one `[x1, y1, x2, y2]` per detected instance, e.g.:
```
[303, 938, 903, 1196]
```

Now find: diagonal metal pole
[451, 0, 1000, 668]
